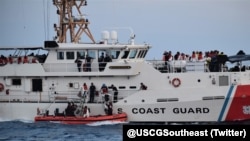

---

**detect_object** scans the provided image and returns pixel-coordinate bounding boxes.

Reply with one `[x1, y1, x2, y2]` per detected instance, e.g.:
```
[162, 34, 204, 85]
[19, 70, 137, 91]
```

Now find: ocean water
[0, 120, 124, 141]
[1, 120, 250, 141]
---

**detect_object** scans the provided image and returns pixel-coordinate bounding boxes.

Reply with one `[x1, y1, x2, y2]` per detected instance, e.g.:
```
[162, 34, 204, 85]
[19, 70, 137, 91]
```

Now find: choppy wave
[87, 120, 128, 126]
[0, 118, 34, 123]
[0, 120, 123, 141]
[1, 119, 250, 141]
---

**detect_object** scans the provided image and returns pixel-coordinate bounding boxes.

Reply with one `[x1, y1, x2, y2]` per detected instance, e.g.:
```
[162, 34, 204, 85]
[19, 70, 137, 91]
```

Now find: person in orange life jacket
[140, 82, 147, 90]
[8, 55, 13, 64]
[32, 56, 38, 63]
[101, 83, 108, 94]
[82, 83, 88, 97]
[17, 56, 22, 64]
[23, 55, 28, 63]
[101, 83, 109, 102]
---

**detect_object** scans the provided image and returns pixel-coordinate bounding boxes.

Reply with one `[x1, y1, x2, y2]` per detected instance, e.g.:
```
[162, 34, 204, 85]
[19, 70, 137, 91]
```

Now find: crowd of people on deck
[60, 81, 148, 117]
[75, 52, 112, 72]
[0, 54, 39, 65]
[162, 50, 231, 72]
[162, 50, 227, 62]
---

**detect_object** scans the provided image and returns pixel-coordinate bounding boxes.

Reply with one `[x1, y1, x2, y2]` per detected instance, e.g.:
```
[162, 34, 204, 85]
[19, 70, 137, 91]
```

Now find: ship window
[110, 50, 120, 59]
[87, 50, 96, 59]
[77, 51, 85, 59]
[119, 86, 126, 89]
[57, 52, 64, 60]
[12, 79, 21, 85]
[121, 51, 129, 59]
[137, 50, 148, 58]
[129, 86, 137, 89]
[32, 79, 42, 92]
[137, 50, 143, 58]
[157, 98, 179, 102]
[140, 50, 148, 58]
[203, 96, 225, 100]
[138, 50, 146, 58]
[66, 51, 74, 60]
[129, 50, 138, 59]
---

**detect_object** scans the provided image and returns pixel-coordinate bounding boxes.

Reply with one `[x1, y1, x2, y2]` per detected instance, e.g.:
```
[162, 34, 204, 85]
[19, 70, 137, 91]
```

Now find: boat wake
[86, 120, 129, 126]
[0, 118, 34, 123]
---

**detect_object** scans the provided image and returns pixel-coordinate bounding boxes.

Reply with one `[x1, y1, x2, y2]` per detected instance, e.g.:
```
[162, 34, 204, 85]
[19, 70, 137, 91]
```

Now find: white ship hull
[1, 64, 250, 123]
[1, 0, 250, 123]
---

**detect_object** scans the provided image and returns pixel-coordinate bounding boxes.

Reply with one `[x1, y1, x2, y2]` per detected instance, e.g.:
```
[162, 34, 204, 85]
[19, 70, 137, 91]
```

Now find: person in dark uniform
[140, 82, 147, 90]
[85, 55, 92, 72]
[89, 82, 96, 103]
[99, 52, 105, 71]
[102, 54, 112, 70]
[75, 57, 82, 72]
[110, 84, 118, 103]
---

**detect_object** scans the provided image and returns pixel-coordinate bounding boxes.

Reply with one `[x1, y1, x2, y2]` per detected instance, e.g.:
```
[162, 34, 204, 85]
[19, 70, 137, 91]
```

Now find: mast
[52, 0, 95, 43]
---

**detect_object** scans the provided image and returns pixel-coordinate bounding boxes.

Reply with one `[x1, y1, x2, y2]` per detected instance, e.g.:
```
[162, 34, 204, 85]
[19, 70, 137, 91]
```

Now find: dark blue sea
[0, 120, 124, 141]
[1, 120, 250, 141]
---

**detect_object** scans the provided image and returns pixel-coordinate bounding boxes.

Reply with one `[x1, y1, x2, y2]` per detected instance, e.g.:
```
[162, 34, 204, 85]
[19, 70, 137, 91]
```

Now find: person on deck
[83, 106, 90, 118]
[75, 57, 82, 72]
[110, 84, 118, 103]
[101, 83, 108, 94]
[85, 55, 92, 72]
[23, 56, 29, 64]
[8, 55, 13, 64]
[89, 82, 96, 103]
[99, 52, 105, 71]
[104, 101, 113, 115]
[82, 83, 88, 99]
[65, 102, 73, 116]
[101, 83, 109, 102]
[140, 82, 147, 90]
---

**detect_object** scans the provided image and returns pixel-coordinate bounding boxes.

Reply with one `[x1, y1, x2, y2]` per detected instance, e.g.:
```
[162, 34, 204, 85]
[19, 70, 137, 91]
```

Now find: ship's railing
[0, 90, 79, 103]
[147, 59, 248, 73]
[0, 89, 138, 103]
[43, 62, 109, 72]
[147, 60, 206, 73]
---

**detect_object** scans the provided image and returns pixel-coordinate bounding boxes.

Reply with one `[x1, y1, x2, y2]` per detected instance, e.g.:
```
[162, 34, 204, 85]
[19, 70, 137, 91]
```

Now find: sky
[0, 0, 250, 60]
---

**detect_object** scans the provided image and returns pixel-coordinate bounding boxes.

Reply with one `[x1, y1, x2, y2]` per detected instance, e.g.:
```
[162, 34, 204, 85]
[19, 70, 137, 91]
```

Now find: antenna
[52, 0, 95, 43]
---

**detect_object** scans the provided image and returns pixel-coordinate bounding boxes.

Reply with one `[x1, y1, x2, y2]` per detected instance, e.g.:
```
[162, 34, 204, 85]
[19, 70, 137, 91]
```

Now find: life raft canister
[0, 83, 4, 92]
[172, 78, 181, 87]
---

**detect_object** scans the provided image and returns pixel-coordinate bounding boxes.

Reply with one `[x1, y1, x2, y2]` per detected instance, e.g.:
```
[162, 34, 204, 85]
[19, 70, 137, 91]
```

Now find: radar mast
[53, 0, 95, 43]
